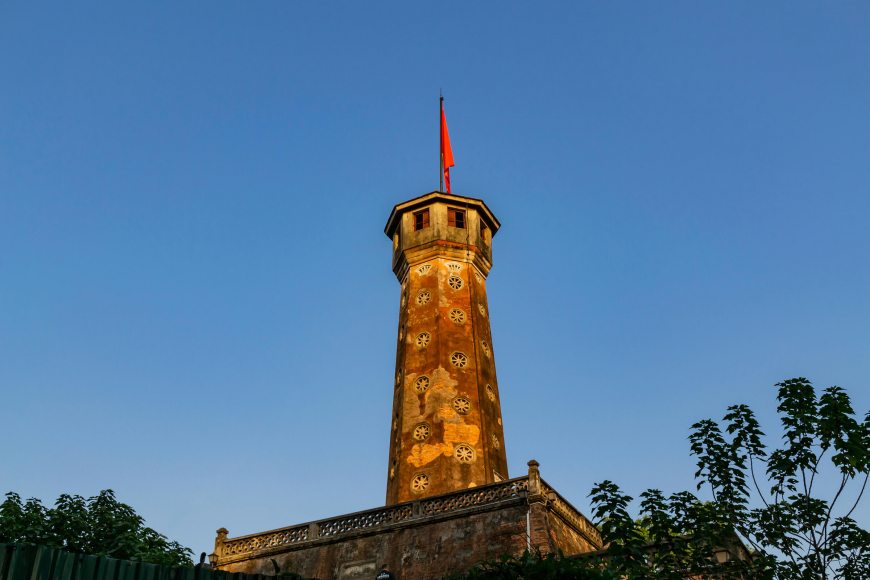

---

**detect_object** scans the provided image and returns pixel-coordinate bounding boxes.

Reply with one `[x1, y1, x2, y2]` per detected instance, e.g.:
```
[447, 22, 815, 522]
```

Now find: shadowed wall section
[213, 467, 602, 580]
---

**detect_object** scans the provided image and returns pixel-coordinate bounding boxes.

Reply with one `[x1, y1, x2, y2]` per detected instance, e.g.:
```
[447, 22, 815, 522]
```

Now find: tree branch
[807, 447, 826, 499]
[801, 465, 823, 562]
[748, 453, 770, 509]
[823, 474, 849, 543]
[843, 470, 869, 521]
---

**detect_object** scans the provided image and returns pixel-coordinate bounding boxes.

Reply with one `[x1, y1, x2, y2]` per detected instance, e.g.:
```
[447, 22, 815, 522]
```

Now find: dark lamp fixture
[208, 553, 218, 567]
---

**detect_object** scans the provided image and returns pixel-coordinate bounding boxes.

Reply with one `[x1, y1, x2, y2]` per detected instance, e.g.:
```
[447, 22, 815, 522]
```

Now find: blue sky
[2, 1, 869, 556]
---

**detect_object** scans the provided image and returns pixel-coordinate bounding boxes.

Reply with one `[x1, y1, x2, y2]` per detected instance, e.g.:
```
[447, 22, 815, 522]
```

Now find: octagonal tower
[383, 191, 506, 505]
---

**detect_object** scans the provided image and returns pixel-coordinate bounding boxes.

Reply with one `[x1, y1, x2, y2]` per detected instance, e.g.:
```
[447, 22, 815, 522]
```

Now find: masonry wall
[542, 510, 599, 556]
[385, 194, 508, 506]
[217, 499, 599, 580]
[387, 253, 508, 505]
[219, 502, 530, 580]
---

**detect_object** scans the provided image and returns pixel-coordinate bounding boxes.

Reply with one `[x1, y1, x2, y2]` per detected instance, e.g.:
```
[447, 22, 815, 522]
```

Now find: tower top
[383, 191, 500, 239]
[384, 191, 501, 282]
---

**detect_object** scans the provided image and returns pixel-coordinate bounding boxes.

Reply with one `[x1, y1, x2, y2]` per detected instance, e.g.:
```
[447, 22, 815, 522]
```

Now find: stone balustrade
[214, 466, 605, 569]
[539, 480, 602, 547]
[217, 477, 531, 562]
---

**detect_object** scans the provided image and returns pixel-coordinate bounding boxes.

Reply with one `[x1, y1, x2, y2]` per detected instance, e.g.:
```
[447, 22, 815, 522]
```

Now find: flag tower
[209, 107, 612, 580]
[383, 190, 505, 504]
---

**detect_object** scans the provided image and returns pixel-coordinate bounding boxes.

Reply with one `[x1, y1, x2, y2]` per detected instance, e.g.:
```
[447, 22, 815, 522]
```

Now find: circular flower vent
[416, 290, 431, 306]
[413, 375, 431, 394]
[486, 384, 496, 402]
[448, 309, 466, 324]
[415, 332, 431, 348]
[452, 396, 471, 415]
[411, 473, 429, 492]
[454, 444, 475, 464]
[450, 352, 469, 368]
[447, 276, 464, 290]
[413, 423, 431, 441]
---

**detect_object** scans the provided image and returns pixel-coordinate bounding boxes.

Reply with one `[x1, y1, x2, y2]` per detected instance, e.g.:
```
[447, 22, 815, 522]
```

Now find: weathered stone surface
[214, 472, 602, 580]
[384, 193, 508, 504]
[217, 498, 599, 580]
[222, 503, 526, 579]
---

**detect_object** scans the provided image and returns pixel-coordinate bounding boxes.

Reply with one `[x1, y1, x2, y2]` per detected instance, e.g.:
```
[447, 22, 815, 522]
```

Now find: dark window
[448, 208, 465, 229]
[480, 221, 489, 243]
[414, 209, 430, 231]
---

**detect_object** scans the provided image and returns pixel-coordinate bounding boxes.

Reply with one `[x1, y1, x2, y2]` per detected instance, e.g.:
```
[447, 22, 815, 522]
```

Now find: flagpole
[440, 92, 444, 193]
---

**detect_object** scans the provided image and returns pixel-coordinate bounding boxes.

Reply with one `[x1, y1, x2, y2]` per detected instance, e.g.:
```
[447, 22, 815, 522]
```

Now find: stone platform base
[212, 463, 601, 580]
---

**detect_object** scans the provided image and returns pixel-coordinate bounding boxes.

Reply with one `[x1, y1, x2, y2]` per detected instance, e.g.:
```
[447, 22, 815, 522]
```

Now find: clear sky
[2, 1, 869, 558]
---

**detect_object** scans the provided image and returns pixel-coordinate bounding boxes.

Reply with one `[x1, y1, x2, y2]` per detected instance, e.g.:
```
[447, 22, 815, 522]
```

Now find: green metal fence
[0, 544, 287, 580]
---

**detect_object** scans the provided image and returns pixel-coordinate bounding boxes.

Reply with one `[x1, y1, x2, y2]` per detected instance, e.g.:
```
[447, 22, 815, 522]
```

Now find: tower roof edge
[383, 191, 501, 238]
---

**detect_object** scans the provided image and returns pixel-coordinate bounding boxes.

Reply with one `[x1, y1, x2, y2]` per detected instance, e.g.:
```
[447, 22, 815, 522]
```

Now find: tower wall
[384, 193, 507, 505]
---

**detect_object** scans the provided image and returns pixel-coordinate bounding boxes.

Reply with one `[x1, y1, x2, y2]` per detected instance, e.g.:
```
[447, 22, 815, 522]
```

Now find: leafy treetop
[589, 378, 870, 580]
[0, 489, 193, 567]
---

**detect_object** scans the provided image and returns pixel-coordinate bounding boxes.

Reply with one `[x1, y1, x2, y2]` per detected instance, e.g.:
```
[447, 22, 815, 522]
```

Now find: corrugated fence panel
[77, 555, 100, 580]
[154, 564, 172, 580]
[0, 544, 15, 580]
[116, 560, 137, 580]
[95, 558, 116, 580]
[5, 545, 38, 580]
[29, 546, 56, 580]
[0, 546, 290, 580]
[141, 563, 158, 580]
[53, 549, 76, 580]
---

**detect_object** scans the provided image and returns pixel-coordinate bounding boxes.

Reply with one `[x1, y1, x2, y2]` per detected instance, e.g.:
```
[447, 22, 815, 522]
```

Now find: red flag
[441, 108, 454, 193]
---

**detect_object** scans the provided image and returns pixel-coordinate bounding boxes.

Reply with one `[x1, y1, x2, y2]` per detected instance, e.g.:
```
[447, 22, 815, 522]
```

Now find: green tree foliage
[0, 489, 193, 566]
[589, 378, 870, 580]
